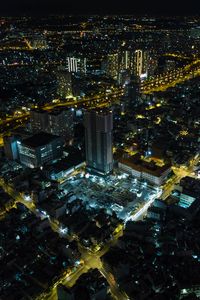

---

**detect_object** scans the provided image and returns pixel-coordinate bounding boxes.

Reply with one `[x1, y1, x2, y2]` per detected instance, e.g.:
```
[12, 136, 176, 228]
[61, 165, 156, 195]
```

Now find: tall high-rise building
[66, 56, 87, 74]
[103, 53, 119, 80]
[48, 109, 74, 139]
[30, 108, 74, 140]
[120, 49, 149, 78]
[57, 71, 72, 99]
[30, 109, 48, 133]
[3, 136, 19, 160]
[86, 55, 103, 75]
[118, 69, 130, 86]
[126, 74, 141, 107]
[134, 49, 148, 77]
[120, 50, 134, 71]
[84, 109, 113, 175]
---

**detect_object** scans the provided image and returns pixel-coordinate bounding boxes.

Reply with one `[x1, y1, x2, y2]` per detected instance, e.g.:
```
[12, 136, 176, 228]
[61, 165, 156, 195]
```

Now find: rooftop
[48, 108, 71, 116]
[31, 108, 47, 114]
[22, 132, 61, 148]
[120, 155, 171, 177]
[85, 108, 113, 116]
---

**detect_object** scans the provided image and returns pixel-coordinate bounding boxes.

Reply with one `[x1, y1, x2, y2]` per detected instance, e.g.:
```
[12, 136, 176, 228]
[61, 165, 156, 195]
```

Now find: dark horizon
[1, 0, 200, 16]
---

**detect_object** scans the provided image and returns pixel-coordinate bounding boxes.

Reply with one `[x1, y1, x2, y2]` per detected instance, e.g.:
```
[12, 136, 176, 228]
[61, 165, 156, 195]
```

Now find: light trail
[141, 58, 200, 94]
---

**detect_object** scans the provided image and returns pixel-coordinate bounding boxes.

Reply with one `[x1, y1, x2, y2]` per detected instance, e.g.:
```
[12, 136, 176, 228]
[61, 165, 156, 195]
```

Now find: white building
[66, 56, 87, 74]
[119, 157, 171, 186]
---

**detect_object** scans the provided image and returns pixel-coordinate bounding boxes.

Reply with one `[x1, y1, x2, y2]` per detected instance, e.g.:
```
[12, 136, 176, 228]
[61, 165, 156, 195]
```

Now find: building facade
[66, 56, 87, 74]
[30, 109, 48, 132]
[48, 109, 74, 139]
[3, 136, 19, 160]
[56, 71, 73, 98]
[118, 158, 171, 186]
[84, 109, 113, 175]
[18, 133, 63, 168]
[30, 108, 74, 140]
[120, 49, 149, 78]
[104, 53, 119, 80]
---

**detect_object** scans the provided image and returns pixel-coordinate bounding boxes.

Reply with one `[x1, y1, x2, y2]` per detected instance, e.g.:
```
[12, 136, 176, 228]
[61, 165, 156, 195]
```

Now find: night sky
[1, 0, 200, 15]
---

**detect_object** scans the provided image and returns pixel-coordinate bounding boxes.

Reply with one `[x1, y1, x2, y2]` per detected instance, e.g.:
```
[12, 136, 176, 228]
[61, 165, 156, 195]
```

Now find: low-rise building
[118, 155, 171, 185]
[18, 132, 63, 168]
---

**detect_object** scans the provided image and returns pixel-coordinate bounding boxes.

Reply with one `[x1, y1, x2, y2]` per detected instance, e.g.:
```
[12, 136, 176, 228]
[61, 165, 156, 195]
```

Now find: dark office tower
[3, 136, 19, 160]
[48, 109, 74, 140]
[118, 69, 130, 86]
[84, 109, 113, 175]
[126, 74, 141, 107]
[30, 109, 48, 133]
[57, 285, 74, 300]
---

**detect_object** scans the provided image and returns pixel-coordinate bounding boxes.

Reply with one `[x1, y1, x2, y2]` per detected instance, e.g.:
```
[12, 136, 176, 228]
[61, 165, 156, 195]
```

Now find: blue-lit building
[18, 132, 63, 168]
[3, 136, 19, 160]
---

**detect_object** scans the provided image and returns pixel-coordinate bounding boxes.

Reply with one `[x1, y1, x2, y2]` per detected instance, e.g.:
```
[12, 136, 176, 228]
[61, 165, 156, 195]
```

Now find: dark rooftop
[22, 132, 61, 148]
[85, 108, 113, 116]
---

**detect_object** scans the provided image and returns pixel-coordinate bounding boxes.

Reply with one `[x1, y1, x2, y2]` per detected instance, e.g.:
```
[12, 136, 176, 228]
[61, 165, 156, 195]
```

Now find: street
[0, 153, 198, 299]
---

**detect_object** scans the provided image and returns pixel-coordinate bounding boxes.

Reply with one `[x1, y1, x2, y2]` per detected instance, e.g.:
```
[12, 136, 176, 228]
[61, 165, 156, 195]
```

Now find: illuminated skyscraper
[84, 109, 113, 175]
[120, 49, 149, 78]
[57, 71, 72, 98]
[134, 49, 148, 77]
[103, 53, 119, 80]
[120, 50, 133, 71]
[66, 56, 87, 74]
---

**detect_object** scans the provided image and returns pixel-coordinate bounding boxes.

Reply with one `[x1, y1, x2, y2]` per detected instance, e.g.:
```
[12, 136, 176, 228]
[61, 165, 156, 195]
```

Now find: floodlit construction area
[62, 170, 162, 223]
